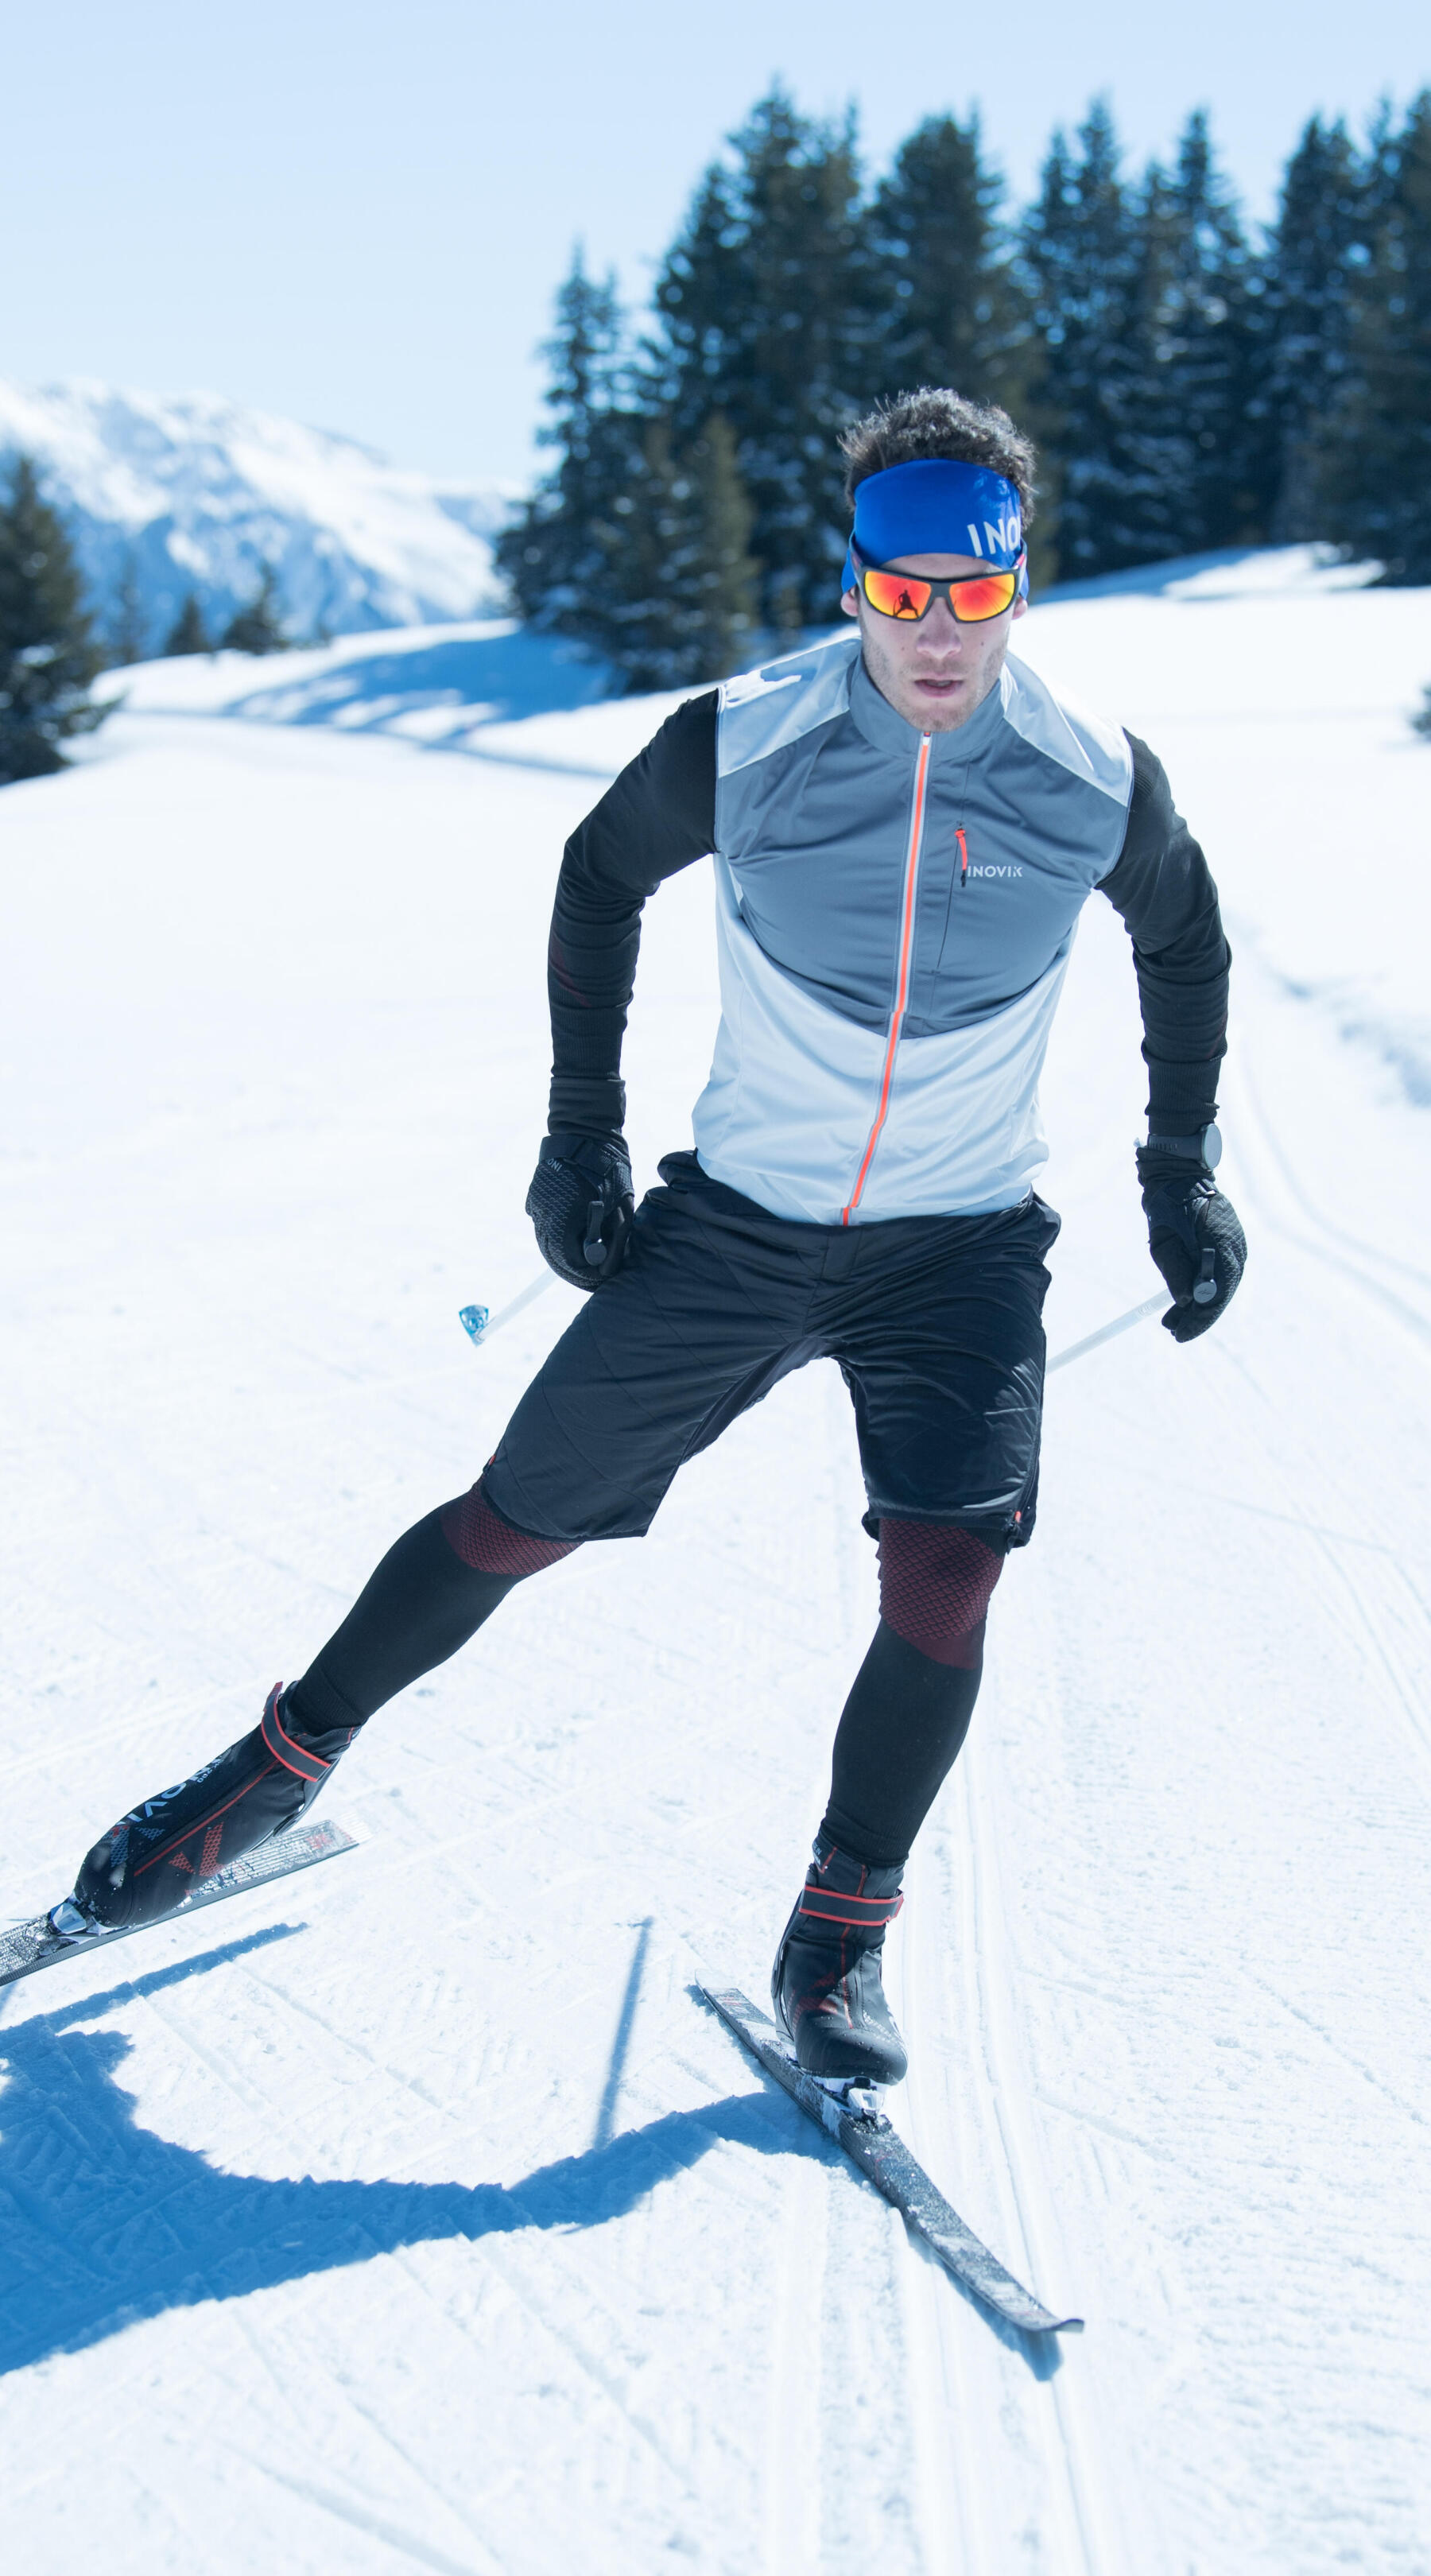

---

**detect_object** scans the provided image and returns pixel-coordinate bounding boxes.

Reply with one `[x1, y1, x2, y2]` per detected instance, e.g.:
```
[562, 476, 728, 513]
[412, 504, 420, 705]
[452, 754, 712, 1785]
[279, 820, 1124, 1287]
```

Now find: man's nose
[917, 598, 964, 644]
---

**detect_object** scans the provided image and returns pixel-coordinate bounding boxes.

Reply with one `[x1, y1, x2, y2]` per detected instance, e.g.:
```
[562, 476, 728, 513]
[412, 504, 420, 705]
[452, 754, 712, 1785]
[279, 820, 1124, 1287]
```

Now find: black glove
[526, 1132, 635, 1291]
[1137, 1145, 1247, 1344]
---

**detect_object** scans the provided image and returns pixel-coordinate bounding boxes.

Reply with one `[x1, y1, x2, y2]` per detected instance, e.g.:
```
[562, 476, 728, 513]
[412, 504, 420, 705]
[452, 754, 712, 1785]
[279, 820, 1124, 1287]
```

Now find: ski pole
[460, 1278, 1167, 1366]
[1045, 1292, 1164, 1374]
[458, 1271, 556, 1347]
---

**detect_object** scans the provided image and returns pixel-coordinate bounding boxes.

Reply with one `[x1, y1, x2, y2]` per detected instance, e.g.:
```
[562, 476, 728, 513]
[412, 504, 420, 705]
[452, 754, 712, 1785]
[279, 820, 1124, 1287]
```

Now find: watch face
[1202, 1123, 1223, 1170]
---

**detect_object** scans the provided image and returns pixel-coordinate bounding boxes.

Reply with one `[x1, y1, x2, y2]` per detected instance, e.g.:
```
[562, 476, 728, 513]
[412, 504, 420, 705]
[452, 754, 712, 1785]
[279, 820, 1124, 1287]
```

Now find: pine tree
[1124, 112, 1272, 560]
[1022, 103, 1267, 577]
[599, 413, 758, 690]
[107, 547, 149, 667]
[867, 114, 1027, 411]
[163, 593, 212, 656]
[1317, 93, 1431, 581]
[1263, 116, 1371, 537]
[497, 252, 758, 689]
[1020, 103, 1147, 580]
[0, 455, 108, 785]
[650, 88, 879, 629]
[495, 249, 641, 635]
[220, 564, 289, 654]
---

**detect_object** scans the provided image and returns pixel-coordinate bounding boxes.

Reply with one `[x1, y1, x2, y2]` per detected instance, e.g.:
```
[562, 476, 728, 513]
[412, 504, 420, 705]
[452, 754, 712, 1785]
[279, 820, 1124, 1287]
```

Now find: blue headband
[843, 459, 1027, 599]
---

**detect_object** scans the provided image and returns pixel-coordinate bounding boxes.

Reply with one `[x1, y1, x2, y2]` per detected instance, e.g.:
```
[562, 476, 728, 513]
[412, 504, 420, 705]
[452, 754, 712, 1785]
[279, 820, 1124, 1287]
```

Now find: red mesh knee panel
[440, 1481, 580, 1577]
[878, 1519, 1003, 1669]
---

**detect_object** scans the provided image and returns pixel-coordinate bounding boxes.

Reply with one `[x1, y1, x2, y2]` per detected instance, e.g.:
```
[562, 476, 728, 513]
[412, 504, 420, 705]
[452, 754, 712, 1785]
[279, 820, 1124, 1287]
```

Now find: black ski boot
[63, 1686, 357, 1934]
[772, 1831, 909, 2089]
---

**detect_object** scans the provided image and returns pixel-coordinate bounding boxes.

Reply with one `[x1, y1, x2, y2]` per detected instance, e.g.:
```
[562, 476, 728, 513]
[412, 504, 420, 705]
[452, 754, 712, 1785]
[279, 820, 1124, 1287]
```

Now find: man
[55, 390, 1245, 2093]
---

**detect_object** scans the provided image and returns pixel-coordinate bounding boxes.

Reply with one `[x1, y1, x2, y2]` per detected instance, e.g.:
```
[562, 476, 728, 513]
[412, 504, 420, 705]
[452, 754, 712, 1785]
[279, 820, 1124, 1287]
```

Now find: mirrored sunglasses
[855, 549, 1022, 625]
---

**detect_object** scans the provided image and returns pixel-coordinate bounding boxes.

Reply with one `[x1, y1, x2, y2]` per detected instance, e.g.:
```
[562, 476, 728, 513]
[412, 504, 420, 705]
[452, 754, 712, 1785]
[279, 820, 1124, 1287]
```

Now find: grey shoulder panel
[999, 653, 1133, 808]
[717, 634, 859, 777]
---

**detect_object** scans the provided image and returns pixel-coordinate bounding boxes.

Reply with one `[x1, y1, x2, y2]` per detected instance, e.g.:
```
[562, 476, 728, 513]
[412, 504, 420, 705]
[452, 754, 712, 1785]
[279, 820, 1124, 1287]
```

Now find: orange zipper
[842, 734, 932, 1224]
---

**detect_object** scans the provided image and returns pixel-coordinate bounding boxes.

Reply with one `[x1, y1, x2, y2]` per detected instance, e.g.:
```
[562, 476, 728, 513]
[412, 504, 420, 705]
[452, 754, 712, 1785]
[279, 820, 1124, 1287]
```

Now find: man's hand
[1136, 1145, 1247, 1343]
[526, 1133, 635, 1291]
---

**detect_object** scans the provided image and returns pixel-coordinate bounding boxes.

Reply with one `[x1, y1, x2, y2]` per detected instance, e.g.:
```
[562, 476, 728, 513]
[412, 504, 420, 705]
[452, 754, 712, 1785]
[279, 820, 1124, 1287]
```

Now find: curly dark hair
[841, 387, 1037, 527]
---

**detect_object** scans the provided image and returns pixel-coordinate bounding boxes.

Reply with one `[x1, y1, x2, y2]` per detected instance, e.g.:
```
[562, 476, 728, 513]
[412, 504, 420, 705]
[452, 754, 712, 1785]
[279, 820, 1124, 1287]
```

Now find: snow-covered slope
[1, 561, 1429, 2573]
[98, 619, 620, 755]
[0, 378, 512, 647]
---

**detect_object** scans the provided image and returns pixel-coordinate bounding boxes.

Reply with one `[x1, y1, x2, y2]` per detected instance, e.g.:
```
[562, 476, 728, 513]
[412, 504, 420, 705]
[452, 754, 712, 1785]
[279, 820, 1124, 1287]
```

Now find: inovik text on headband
[841, 458, 1028, 601]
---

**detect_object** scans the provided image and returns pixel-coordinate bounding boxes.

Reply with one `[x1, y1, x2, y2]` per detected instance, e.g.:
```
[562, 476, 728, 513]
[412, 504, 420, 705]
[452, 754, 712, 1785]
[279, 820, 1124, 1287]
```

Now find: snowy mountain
[0, 378, 514, 650]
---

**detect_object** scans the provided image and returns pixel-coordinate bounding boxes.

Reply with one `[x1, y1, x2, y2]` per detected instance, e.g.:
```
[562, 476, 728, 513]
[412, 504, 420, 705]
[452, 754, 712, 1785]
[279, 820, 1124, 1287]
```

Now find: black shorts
[483, 1152, 1060, 1552]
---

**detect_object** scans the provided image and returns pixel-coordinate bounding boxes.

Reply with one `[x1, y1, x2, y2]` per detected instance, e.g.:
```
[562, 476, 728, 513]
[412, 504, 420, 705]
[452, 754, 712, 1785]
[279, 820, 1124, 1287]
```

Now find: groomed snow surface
[2, 554, 1429, 2574]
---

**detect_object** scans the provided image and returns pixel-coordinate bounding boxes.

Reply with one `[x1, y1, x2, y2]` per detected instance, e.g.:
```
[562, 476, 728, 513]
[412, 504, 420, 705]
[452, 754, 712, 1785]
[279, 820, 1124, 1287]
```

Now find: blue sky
[5, 0, 1427, 487]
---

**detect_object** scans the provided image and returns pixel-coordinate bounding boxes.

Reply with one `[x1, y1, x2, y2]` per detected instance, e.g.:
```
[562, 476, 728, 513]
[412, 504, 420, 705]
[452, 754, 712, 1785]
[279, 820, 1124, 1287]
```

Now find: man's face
[843, 552, 1027, 734]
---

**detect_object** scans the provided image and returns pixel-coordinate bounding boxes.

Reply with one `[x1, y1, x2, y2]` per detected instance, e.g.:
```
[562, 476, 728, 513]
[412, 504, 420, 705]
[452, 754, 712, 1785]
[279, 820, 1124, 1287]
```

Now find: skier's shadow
[0, 1925, 789, 2381]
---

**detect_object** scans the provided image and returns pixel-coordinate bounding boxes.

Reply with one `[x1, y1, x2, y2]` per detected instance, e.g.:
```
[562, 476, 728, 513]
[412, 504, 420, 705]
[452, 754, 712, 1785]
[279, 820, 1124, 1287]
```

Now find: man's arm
[546, 690, 719, 1135]
[525, 690, 718, 1291]
[1096, 731, 1230, 1134]
[1099, 734, 1247, 1342]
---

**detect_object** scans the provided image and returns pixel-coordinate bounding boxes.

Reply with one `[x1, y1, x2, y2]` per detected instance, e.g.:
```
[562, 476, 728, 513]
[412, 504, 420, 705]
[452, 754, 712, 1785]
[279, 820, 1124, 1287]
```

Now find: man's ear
[840, 589, 859, 622]
[1011, 595, 1029, 622]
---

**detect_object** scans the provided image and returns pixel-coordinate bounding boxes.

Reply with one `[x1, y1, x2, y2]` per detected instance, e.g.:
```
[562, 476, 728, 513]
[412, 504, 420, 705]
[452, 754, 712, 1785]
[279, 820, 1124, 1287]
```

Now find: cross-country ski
[703, 1986, 1081, 2335]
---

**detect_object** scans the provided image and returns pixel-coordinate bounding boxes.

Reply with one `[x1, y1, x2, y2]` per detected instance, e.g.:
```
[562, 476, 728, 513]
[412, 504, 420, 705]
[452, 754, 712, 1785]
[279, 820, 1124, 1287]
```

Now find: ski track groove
[138, 1976, 317, 2159]
[1304, 1523, 1431, 1777]
[469, 2233, 703, 2504]
[228, 2295, 506, 2574]
[235, 1961, 471, 2130]
[895, 1870, 992, 2576]
[234, 2449, 505, 2576]
[1235, 1022, 1431, 1301]
[762, 2146, 826, 2574]
[1228, 1049, 1431, 1357]
[1200, 1067, 1431, 1788]
[957, 1744, 1116, 2576]
[1237, 1969, 1429, 2132]
[1196, 1317, 1431, 1783]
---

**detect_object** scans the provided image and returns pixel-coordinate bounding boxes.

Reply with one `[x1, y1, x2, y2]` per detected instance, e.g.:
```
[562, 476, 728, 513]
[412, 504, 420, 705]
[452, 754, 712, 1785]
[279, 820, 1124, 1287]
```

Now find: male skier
[54, 390, 1245, 2089]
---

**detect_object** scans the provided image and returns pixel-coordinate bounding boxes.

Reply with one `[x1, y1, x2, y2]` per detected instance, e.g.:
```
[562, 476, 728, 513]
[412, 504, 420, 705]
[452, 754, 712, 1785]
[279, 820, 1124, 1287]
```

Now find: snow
[1, 557, 1429, 2572]
[0, 378, 513, 644]
[98, 617, 621, 750]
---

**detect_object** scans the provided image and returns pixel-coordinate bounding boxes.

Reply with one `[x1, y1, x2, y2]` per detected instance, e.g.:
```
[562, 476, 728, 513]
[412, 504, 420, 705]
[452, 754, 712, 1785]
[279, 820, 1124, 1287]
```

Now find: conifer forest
[498, 87, 1431, 686]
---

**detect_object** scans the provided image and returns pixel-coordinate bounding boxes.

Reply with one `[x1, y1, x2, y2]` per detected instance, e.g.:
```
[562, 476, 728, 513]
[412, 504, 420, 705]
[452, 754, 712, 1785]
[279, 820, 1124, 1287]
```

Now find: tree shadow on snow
[227, 628, 611, 739]
[0, 1925, 790, 2380]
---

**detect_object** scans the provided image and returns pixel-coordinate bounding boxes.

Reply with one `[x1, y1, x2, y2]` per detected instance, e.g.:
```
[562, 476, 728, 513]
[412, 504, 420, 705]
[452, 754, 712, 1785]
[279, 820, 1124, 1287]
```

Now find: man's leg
[824, 1519, 1003, 1863]
[773, 1521, 1003, 2084]
[64, 1158, 815, 1936]
[774, 1193, 1055, 2085]
[286, 1484, 577, 1734]
[69, 1483, 577, 1933]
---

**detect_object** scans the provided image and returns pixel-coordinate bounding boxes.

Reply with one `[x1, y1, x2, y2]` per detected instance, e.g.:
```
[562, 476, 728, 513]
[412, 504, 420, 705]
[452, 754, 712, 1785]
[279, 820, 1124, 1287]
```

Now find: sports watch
[1146, 1122, 1221, 1171]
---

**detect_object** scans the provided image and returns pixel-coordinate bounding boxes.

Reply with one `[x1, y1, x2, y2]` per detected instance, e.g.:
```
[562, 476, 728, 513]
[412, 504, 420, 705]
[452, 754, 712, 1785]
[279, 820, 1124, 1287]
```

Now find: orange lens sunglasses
[854, 548, 1022, 624]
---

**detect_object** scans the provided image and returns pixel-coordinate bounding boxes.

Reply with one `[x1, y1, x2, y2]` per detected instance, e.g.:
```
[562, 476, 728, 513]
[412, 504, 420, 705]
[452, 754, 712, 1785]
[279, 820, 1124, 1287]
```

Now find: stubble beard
[858, 615, 1008, 735]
